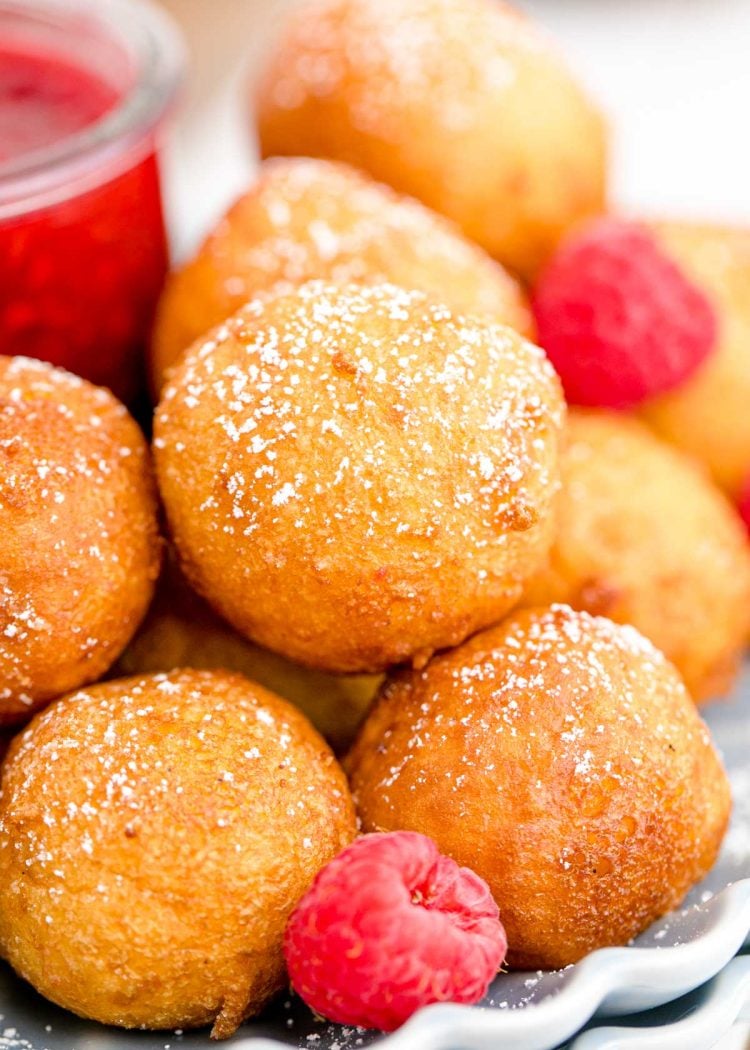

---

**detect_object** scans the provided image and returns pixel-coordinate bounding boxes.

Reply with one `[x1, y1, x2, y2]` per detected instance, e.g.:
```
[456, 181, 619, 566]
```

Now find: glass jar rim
[0, 0, 185, 219]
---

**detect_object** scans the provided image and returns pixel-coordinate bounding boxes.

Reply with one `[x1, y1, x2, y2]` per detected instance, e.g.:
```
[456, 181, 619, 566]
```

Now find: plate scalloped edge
[569, 953, 750, 1050]
[234, 878, 750, 1050]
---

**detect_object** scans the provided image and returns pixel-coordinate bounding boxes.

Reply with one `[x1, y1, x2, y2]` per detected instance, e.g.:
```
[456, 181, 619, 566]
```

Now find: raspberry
[283, 831, 507, 1031]
[532, 218, 717, 409]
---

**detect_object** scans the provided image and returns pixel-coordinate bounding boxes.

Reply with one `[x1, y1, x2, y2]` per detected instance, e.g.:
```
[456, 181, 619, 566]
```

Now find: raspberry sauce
[0, 36, 172, 402]
[0, 47, 118, 162]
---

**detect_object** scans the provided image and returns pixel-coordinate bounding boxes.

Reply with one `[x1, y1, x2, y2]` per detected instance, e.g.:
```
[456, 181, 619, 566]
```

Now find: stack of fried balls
[0, 0, 747, 1039]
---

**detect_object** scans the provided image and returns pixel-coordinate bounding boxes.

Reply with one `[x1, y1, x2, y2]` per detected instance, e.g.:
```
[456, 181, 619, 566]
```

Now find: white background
[158, 0, 750, 260]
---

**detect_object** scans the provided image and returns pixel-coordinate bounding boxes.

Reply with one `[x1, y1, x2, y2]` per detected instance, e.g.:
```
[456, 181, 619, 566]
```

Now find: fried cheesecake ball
[150, 157, 533, 392]
[154, 282, 564, 673]
[256, 0, 608, 280]
[0, 670, 356, 1036]
[522, 410, 750, 702]
[115, 556, 381, 752]
[0, 357, 161, 726]
[641, 222, 750, 498]
[347, 605, 731, 970]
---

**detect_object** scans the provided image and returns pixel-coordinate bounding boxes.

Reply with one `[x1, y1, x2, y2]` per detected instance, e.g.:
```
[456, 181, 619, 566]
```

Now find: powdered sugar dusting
[349, 603, 730, 967]
[0, 1030, 36, 1050]
[154, 281, 562, 667]
[0, 671, 317, 881]
[0, 356, 159, 723]
[152, 155, 534, 386]
[523, 409, 750, 702]
[359, 605, 678, 805]
[156, 281, 560, 558]
[261, 0, 552, 139]
[190, 157, 526, 322]
[0, 669, 353, 951]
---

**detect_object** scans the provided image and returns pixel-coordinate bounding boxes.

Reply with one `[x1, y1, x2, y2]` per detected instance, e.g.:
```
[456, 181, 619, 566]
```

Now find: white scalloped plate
[565, 952, 750, 1049]
[2, 666, 750, 1050]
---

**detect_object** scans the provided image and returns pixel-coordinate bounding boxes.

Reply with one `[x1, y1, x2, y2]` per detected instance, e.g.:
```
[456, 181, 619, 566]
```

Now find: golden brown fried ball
[0, 669, 356, 1036]
[256, 0, 608, 280]
[154, 281, 564, 673]
[347, 604, 731, 970]
[522, 410, 750, 702]
[115, 556, 380, 752]
[0, 356, 161, 727]
[640, 222, 750, 498]
[150, 157, 533, 392]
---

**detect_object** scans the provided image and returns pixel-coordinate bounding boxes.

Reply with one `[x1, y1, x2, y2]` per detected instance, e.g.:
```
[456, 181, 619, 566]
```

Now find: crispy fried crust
[523, 409, 750, 701]
[154, 282, 564, 672]
[0, 356, 161, 726]
[115, 555, 380, 752]
[641, 222, 750, 497]
[0, 670, 356, 1035]
[256, 0, 608, 279]
[150, 157, 533, 392]
[347, 605, 731, 970]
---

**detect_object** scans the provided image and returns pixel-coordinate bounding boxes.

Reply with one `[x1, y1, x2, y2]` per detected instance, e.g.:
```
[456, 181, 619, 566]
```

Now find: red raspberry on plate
[283, 831, 507, 1031]
[532, 218, 717, 409]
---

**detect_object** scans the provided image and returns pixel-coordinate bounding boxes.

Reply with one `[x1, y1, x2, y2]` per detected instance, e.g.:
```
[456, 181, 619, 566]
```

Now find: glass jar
[0, 0, 183, 402]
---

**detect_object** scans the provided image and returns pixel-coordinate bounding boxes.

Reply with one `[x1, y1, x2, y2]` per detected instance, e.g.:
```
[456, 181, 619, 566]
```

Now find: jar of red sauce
[0, 0, 183, 402]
